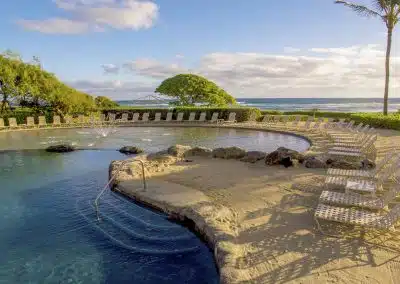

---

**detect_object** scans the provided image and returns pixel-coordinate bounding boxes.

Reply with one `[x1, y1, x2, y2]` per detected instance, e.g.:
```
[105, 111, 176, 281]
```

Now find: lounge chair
[220, 112, 236, 124]
[141, 113, 149, 122]
[325, 159, 399, 191]
[327, 152, 396, 179]
[154, 113, 161, 122]
[288, 115, 302, 129]
[64, 115, 73, 127]
[166, 112, 173, 122]
[210, 112, 219, 123]
[198, 112, 206, 122]
[176, 112, 184, 122]
[118, 113, 128, 124]
[261, 115, 272, 124]
[314, 202, 400, 236]
[100, 114, 106, 122]
[38, 116, 47, 128]
[302, 117, 314, 130]
[8, 117, 18, 129]
[131, 113, 140, 123]
[188, 112, 196, 122]
[0, 118, 5, 130]
[77, 115, 85, 126]
[319, 183, 400, 211]
[26, 116, 35, 128]
[108, 113, 116, 123]
[53, 116, 61, 127]
[345, 162, 400, 197]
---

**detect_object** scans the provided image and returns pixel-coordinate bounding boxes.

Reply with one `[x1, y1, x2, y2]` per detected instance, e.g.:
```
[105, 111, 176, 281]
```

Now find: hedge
[349, 113, 400, 130]
[102, 107, 261, 123]
[0, 109, 55, 126]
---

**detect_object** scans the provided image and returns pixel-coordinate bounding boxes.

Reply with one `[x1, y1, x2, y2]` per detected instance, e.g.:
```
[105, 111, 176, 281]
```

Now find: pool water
[0, 127, 310, 283]
[0, 126, 310, 153]
[0, 151, 219, 283]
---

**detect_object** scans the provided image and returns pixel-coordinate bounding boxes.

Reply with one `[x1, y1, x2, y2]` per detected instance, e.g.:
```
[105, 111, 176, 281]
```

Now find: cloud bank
[72, 44, 400, 99]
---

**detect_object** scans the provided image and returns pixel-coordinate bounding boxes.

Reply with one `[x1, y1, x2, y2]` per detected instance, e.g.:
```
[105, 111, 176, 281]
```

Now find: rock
[265, 147, 304, 166]
[212, 147, 246, 159]
[119, 146, 144, 155]
[280, 157, 294, 168]
[45, 144, 75, 153]
[147, 150, 176, 165]
[326, 158, 361, 170]
[240, 151, 267, 163]
[361, 159, 376, 170]
[304, 156, 327, 169]
[184, 146, 212, 157]
[167, 145, 192, 157]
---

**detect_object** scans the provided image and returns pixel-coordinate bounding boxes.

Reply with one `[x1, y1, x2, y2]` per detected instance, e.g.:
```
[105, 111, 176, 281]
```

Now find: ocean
[117, 98, 400, 113]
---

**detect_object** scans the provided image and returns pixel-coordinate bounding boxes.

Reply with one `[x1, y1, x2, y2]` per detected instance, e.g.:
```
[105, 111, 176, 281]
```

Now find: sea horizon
[116, 97, 400, 113]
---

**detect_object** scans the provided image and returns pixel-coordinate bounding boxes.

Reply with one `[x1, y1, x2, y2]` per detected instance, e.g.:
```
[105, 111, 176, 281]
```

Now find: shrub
[349, 113, 400, 130]
[0, 108, 54, 125]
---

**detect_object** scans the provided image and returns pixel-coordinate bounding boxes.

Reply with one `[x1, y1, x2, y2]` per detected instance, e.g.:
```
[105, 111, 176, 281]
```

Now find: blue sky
[1, 0, 399, 99]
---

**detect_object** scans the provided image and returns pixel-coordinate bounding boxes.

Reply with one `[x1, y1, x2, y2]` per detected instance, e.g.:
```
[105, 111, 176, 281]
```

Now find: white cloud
[101, 63, 120, 74]
[77, 44, 400, 98]
[18, 0, 158, 34]
[283, 47, 301, 53]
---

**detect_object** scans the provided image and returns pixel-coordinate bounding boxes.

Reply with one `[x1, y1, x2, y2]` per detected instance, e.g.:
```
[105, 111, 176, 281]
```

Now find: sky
[1, 0, 399, 99]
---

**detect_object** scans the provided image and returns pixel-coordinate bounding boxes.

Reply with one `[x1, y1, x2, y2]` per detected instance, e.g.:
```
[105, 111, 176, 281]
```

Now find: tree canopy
[0, 52, 96, 115]
[155, 74, 236, 106]
[95, 96, 119, 108]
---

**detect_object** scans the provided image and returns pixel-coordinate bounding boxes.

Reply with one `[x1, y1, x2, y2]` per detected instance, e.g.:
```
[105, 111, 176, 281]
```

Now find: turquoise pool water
[0, 127, 310, 283]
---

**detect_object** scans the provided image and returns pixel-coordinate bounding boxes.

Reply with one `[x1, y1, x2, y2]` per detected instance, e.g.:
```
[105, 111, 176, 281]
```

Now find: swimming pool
[0, 127, 310, 283]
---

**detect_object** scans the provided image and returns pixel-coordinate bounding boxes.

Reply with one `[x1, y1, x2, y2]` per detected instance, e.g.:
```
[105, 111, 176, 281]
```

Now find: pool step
[76, 197, 200, 255]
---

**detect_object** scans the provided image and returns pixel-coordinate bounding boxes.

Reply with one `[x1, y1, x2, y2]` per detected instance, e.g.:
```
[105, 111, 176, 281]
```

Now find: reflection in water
[0, 127, 310, 153]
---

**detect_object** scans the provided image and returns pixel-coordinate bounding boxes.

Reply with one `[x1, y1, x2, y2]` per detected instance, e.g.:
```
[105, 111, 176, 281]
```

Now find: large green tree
[155, 74, 236, 106]
[335, 0, 400, 115]
[0, 53, 96, 115]
[95, 96, 119, 108]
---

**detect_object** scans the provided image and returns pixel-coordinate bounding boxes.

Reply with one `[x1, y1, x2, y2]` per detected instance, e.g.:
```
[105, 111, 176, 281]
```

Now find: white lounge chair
[53, 116, 61, 127]
[26, 116, 35, 128]
[327, 152, 396, 179]
[0, 118, 5, 130]
[210, 112, 218, 123]
[99, 114, 106, 122]
[132, 113, 140, 122]
[154, 113, 161, 122]
[345, 162, 400, 197]
[8, 117, 18, 129]
[288, 115, 302, 129]
[108, 113, 116, 123]
[176, 112, 184, 122]
[314, 203, 400, 236]
[188, 112, 196, 122]
[198, 112, 206, 122]
[221, 112, 236, 124]
[38, 116, 47, 128]
[166, 112, 173, 122]
[141, 113, 149, 122]
[320, 182, 400, 211]
[118, 113, 128, 124]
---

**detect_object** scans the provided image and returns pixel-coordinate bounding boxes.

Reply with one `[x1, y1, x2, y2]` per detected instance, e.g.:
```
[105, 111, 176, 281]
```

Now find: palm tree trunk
[383, 27, 393, 116]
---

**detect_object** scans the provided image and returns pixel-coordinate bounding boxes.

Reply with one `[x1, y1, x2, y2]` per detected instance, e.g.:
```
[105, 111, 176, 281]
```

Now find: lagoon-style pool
[0, 127, 310, 283]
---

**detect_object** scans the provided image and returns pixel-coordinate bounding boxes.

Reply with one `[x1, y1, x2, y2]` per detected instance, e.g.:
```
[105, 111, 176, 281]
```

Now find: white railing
[94, 159, 147, 221]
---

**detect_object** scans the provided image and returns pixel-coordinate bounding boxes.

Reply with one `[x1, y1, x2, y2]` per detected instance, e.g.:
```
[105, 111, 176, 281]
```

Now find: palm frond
[372, 0, 388, 12]
[335, 1, 382, 17]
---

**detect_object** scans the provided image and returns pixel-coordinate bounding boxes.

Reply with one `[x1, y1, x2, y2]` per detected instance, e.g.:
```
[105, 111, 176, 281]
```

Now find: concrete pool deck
[111, 124, 400, 284]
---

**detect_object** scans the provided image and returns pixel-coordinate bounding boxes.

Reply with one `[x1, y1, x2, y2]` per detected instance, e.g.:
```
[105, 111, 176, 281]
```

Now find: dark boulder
[304, 156, 327, 169]
[119, 146, 144, 155]
[280, 157, 294, 168]
[240, 151, 267, 163]
[45, 144, 76, 153]
[184, 146, 212, 157]
[265, 147, 304, 166]
[212, 147, 246, 159]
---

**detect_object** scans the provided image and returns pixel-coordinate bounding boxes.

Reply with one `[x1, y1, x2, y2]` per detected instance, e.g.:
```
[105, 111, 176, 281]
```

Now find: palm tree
[335, 0, 400, 115]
